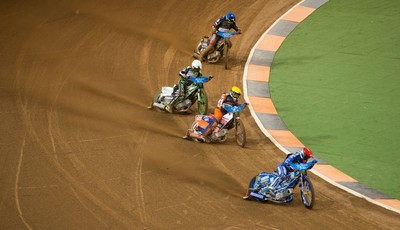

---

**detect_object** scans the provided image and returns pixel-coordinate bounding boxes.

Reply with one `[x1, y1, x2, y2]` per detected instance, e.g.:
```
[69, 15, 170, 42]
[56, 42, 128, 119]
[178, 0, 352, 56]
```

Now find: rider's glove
[208, 76, 214, 80]
[311, 159, 318, 165]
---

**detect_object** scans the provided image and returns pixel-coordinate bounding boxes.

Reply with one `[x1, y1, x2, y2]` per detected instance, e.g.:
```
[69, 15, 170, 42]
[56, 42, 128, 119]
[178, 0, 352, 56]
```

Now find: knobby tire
[224, 45, 229, 69]
[235, 118, 246, 147]
[301, 176, 315, 209]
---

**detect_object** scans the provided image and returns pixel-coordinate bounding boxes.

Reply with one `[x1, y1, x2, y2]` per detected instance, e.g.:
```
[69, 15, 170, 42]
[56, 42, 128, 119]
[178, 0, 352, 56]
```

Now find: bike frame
[216, 32, 236, 48]
[175, 77, 209, 105]
[220, 103, 245, 129]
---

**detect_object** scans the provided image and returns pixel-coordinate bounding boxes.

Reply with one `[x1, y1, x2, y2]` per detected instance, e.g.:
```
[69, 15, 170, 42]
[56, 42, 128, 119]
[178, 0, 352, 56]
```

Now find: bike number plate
[197, 120, 209, 129]
[221, 113, 233, 125]
[250, 192, 264, 199]
[161, 87, 174, 95]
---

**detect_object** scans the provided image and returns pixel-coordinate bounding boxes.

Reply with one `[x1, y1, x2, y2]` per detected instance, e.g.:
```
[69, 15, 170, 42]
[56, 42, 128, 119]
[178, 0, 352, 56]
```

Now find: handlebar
[189, 76, 213, 84]
[216, 31, 238, 38]
[289, 159, 318, 171]
[223, 103, 246, 113]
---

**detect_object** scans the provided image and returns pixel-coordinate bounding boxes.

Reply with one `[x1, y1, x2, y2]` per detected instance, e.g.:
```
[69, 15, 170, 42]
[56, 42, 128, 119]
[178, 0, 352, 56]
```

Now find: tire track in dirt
[3, 1, 400, 229]
[15, 89, 140, 228]
[11, 20, 143, 229]
[70, 186, 110, 228]
[133, 131, 149, 226]
[14, 135, 33, 230]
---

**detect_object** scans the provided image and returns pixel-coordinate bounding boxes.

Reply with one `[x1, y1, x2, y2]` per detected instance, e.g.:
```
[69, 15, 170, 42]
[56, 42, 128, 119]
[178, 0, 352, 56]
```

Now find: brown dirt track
[1, 0, 399, 229]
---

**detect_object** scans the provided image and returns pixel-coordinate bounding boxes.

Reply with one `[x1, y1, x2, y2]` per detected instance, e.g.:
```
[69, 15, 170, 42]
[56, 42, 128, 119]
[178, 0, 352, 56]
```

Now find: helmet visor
[231, 91, 240, 99]
[227, 12, 235, 22]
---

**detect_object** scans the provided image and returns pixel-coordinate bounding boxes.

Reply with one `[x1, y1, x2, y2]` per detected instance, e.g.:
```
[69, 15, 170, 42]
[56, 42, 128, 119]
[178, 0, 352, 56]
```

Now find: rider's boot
[243, 191, 250, 200]
[193, 52, 201, 60]
[182, 129, 192, 139]
[165, 103, 174, 113]
[165, 94, 180, 113]
[189, 132, 205, 142]
[198, 45, 213, 62]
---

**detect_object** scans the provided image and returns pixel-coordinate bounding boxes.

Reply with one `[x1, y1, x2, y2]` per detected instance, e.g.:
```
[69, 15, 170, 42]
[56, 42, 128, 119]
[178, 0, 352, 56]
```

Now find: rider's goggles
[231, 92, 240, 99]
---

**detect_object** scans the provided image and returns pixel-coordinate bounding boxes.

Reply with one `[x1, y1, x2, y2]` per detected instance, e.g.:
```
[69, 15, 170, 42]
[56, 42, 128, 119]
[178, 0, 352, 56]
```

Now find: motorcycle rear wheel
[235, 118, 246, 147]
[300, 176, 315, 209]
[245, 177, 265, 202]
[151, 91, 163, 110]
[194, 42, 202, 56]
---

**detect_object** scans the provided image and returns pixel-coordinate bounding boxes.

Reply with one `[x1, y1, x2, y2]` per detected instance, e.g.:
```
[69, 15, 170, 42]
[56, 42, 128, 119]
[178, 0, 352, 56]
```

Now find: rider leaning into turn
[197, 12, 241, 62]
[213, 86, 247, 133]
[217, 86, 245, 115]
[184, 86, 246, 142]
[166, 60, 203, 113]
[261, 147, 315, 196]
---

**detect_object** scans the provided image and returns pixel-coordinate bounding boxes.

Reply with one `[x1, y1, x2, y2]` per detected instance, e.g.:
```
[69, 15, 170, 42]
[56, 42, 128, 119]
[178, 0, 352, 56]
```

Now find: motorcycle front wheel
[300, 176, 315, 209]
[235, 118, 246, 147]
[224, 45, 229, 69]
[197, 90, 208, 115]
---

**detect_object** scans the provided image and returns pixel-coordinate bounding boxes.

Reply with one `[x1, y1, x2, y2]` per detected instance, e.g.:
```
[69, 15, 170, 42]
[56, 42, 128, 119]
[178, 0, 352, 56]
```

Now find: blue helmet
[226, 12, 236, 22]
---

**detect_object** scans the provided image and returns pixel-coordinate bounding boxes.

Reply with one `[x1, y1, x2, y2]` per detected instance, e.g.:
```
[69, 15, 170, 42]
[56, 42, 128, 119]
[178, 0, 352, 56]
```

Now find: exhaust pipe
[214, 129, 228, 138]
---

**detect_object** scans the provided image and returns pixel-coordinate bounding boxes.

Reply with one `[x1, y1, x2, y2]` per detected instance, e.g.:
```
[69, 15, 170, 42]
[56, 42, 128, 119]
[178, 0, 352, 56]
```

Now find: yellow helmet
[230, 86, 241, 99]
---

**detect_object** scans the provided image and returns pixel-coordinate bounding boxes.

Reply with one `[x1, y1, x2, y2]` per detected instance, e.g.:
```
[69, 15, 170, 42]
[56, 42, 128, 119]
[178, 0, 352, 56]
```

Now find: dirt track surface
[1, 0, 399, 229]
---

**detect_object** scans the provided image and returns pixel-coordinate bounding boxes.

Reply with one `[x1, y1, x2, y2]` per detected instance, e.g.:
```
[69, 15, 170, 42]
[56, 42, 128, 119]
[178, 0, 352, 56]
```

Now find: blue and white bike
[244, 160, 317, 209]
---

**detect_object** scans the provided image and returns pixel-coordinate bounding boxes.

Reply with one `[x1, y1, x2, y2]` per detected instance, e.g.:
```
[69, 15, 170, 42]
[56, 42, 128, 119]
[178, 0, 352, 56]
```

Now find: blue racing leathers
[268, 153, 307, 191]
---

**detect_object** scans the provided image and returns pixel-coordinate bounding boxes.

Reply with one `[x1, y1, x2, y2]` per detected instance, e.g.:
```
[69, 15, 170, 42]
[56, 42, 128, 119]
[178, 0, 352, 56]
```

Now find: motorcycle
[193, 31, 239, 69]
[184, 103, 247, 147]
[244, 160, 318, 209]
[149, 76, 212, 115]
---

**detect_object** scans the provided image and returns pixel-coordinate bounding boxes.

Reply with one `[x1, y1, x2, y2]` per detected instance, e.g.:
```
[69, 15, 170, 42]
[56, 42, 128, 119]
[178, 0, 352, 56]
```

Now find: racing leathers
[213, 92, 242, 132]
[198, 16, 240, 61]
[217, 92, 240, 115]
[262, 152, 311, 195]
[166, 66, 202, 113]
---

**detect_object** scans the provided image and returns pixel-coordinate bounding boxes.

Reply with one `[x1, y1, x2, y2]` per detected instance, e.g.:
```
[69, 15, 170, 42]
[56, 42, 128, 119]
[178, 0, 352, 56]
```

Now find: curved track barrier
[243, 0, 400, 214]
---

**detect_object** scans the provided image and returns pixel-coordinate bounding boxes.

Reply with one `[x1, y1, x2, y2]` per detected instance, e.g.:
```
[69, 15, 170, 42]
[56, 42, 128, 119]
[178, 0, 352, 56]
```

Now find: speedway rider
[217, 86, 246, 115]
[212, 86, 248, 134]
[183, 86, 246, 142]
[166, 60, 204, 113]
[196, 12, 241, 62]
[259, 147, 316, 197]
